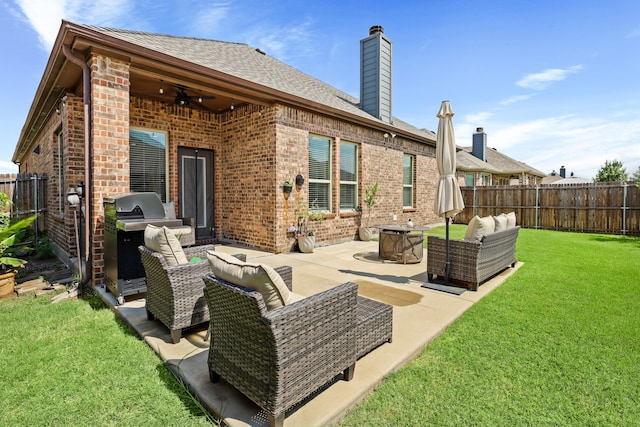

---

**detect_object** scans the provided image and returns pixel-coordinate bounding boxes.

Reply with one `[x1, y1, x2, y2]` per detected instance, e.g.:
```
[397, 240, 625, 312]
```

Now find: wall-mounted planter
[282, 182, 294, 194]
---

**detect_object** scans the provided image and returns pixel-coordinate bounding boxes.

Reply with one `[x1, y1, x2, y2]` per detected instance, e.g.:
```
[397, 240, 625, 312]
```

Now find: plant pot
[297, 235, 315, 253]
[359, 226, 374, 242]
[0, 270, 17, 298]
[282, 185, 293, 194]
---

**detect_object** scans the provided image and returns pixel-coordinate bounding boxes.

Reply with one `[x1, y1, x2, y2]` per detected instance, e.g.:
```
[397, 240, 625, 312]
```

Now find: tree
[632, 165, 640, 182]
[594, 159, 627, 182]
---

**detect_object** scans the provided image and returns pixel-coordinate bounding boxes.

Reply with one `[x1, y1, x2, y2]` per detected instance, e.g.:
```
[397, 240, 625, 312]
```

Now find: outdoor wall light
[76, 181, 85, 198]
[295, 174, 305, 186]
[67, 188, 80, 206]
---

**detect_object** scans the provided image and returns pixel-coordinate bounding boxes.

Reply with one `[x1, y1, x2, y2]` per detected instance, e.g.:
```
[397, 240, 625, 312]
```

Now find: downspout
[62, 44, 92, 295]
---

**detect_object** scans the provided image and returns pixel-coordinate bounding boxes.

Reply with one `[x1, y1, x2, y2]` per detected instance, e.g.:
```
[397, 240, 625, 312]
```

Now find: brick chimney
[360, 25, 392, 123]
[472, 127, 487, 161]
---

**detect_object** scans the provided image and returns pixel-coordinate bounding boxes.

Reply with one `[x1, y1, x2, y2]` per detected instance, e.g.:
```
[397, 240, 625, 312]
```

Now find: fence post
[32, 174, 39, 243]
[535, 185, 540, 229]
[622, 182, 627, 235]
[473, 186, 477, 217]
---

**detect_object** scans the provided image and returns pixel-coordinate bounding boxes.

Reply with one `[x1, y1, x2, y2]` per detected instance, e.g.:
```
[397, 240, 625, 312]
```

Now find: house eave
[14, 21, 434, 163]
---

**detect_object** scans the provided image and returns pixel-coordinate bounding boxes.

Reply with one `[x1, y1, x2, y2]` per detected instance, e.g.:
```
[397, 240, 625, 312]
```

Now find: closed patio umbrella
[432, 100, 464, 285]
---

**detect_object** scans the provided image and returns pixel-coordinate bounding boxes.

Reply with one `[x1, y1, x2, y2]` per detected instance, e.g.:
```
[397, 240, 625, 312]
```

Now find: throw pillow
[206, 250, 292, 310]
[505, 211, 517, 228]
[464, 215, 496, 240]
[144, 224, 188, 266]
[162, 202, 177, 220]
[493, 214, 508, 232]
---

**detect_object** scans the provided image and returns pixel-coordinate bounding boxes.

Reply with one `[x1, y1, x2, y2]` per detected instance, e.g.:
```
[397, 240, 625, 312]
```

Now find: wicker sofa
[427, 226, 520, 291]
[202, 252, 392, 427]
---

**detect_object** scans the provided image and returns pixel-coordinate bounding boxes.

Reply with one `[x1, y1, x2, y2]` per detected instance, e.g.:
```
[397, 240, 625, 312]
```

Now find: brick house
[11, 21, 440, 286]
[457, 127, 546, 186]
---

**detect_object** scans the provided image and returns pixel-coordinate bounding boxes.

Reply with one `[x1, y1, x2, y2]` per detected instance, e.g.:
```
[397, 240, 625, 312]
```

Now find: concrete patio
[96, 238, 520, 426]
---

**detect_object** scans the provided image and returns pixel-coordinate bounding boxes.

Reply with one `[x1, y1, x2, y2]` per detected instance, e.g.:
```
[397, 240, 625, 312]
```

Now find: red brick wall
[275, 105, 440, 250]
[89, 54, 130, 284]
[18, 50, 441, 282]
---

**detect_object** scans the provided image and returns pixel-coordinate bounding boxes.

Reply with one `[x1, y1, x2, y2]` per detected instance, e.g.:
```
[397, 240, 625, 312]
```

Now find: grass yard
[0, 294, 214, 426]
[341, 226, 640, 426]
[1, 227, 638, 425]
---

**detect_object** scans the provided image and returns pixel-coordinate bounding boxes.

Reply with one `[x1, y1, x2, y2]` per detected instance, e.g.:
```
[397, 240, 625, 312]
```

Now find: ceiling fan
[171, 84, 215, 109]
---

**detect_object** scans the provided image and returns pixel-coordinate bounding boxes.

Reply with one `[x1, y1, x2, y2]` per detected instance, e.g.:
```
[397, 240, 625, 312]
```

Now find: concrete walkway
[96, 239, 520, 426]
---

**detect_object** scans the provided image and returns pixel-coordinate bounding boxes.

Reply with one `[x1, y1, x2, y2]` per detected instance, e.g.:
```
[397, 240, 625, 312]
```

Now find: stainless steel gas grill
[103, 192, 185, 304]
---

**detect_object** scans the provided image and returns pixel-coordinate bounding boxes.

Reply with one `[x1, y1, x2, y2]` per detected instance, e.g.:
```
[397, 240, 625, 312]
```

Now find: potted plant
[281, 181, 294, 194]
[0, 193, 37, 298]
[359, 181, 379, 241]
[295, 199, 324, 253]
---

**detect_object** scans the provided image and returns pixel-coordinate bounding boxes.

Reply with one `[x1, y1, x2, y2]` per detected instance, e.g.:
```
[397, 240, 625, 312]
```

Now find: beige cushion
[505, 211, 517, 228]
[144, 225, 188, 266]
[464, 215, 496, 240]
[493, 214, 508, 232]
[206, 251, 292, 310]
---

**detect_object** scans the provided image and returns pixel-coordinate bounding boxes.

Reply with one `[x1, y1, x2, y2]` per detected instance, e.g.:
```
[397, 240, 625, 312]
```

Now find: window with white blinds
[403, 154, 414, 208]
[308, 135, 331, 211]
[129, 128, 168, 202]
[340, 141, 358, 210]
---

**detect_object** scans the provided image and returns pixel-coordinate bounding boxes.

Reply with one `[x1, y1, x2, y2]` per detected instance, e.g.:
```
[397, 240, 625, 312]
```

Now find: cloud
[500, 93, 537, 105]
[241, 19, 315, 63]
[478, 114, 640, 179]
[627, 27, 640, 38]
[516, 65, 584, 90]
[0, 160, 19, 173]
[14, 0, 134, 51]
[14, 0, 66, 50]
[192, 3, 231, 36]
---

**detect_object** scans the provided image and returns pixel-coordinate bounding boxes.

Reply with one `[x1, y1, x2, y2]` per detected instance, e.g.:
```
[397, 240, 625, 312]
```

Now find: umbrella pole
[445, 216, 451, 285]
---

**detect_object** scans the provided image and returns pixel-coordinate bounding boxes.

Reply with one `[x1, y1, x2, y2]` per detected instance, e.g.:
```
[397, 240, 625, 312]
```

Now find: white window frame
[339, 141, 358, 212]
[129, 127, 169, 202]
[403, 154, 415, 208]
[308, 134, 332, 212]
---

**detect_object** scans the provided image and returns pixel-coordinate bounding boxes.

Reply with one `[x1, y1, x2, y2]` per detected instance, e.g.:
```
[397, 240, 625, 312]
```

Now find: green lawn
[1, 227, 638, 425]
[341, 226, 640, 426]
[0, 294, 214, 426]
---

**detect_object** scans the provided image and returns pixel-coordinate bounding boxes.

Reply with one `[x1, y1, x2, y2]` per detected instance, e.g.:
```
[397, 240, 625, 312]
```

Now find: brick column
[89, 54, 130, 285]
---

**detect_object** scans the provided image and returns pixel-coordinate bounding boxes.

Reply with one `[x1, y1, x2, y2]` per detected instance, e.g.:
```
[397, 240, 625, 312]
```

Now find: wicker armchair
[138, 244, 220, 343]
[203, 272, 358, 427]
[427, 226, 520, 291]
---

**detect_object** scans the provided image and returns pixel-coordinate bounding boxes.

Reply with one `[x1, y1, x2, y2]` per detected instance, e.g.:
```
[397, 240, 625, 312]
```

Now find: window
[55, 129, 64, 213]
[481, 174, 491, 186]
[403, 154, 414, 208]
[129, 128, 168, 202]
[308, 135, 332, 211]
[465, 173, 475, 186]
[339, 142, 358, 210]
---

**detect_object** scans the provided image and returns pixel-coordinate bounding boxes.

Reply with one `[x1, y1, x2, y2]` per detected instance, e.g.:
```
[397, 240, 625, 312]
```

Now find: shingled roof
[86, 25, 436, 141]
[458, 146, 546, 177]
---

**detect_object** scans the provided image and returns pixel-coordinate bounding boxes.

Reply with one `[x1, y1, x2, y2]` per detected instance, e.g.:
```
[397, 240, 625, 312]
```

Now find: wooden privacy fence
[457, 182, 640, 236]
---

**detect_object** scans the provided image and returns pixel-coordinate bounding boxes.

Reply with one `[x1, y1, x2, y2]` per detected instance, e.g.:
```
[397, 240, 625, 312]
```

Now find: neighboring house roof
[456, 149, 501, 173]
[458, 146, 546, 177]
[541, 174, 563, 184]
[549, 176, 591, 184]
[13, 21, 436, 162]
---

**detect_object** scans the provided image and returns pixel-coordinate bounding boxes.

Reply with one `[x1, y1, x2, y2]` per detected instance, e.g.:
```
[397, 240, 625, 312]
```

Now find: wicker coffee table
[356, 296, 393, 359]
